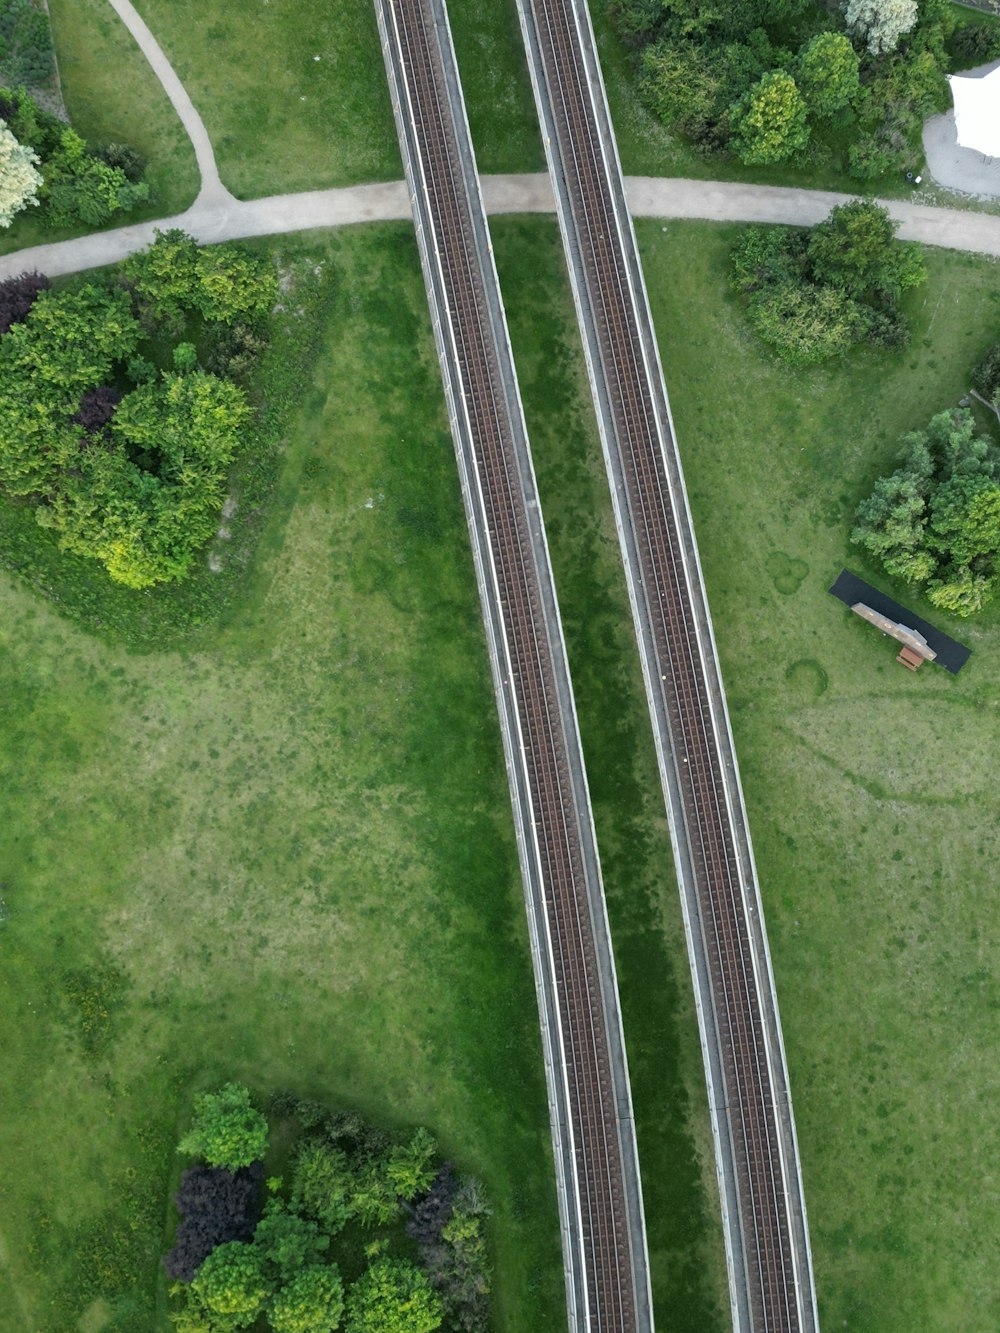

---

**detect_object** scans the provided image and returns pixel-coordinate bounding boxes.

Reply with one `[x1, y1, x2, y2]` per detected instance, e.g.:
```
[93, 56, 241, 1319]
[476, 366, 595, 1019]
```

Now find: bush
[973, 343, 1000, 407]
[179, 1084, 269, 1171]
[290, 1141, 355, 1236]
[0, 0, 54, 88]
[729, 69, 810, 165]
[188, 1241, 272, 1328]
[42, 128, 149, 228]
[164, 1163, 264, 1282]
[0, 268, 49, 334]
[95, 141, 147, 183]
[748, 281, 868, 365]
[269, 1265, 345, 1333]
[344, 1259, 442, 1333]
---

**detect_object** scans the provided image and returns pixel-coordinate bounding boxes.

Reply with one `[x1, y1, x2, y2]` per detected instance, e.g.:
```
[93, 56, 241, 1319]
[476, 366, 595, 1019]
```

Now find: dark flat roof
[829, 569, 971, 674]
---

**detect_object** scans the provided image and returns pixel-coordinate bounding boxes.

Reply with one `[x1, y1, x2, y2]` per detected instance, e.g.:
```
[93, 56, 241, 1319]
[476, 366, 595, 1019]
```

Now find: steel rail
[513, 0, 820, 1329]
[374, 0, 654, 1327]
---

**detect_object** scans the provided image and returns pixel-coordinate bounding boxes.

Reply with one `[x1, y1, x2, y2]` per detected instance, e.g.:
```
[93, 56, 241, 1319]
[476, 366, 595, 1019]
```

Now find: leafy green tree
[254, 1202, 328, 1282]
[350, 1159, 401, 1228]
[189, 1241, 272, 1330]
[973, 344, 1000, 408]
[196, 244, 278, 323]
[42, 127, 148, 228]
[853, 409, 1000, 613]
[269, 1265, 344, 1333]
[290, 1141, 355, 1236]
[179, 1085, 269, 1170]
[748, 281, 867, 366]
[344, 1260, 442, 1333]
[0, 117, 40, 225]
[385, 1128, 436, 1203]
[729, 70, 809, 165]
[845, 0, 917, 55]
[796, 32, 859, 119]
[124, 228, 202, 331]
[806, 200, 926, 301]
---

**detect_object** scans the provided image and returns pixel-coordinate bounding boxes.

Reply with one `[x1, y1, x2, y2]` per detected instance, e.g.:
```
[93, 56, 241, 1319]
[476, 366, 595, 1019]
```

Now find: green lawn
[0, 0, 200, 258]
[130, 0, 400, 199]
[633, 220, 1000, 1328]
[0, 225, 564, 1331]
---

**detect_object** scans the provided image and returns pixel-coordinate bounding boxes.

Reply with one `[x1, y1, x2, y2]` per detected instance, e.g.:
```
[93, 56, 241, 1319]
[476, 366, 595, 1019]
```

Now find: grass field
[632, 220, 1000, 1328]
[0, 0, 199, 258]
[0, 225, 565, 1331]
[130, 0, 400, 199]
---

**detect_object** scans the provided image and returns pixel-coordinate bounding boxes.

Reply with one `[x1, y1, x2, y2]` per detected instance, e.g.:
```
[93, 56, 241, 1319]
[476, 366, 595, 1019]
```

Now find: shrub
[290, 1141, 355, 1236]
[188, 1240, 272, 1328]
[729, 70, 810, 165]
[253, 1202, 328, 1283]
[0, 268, 49, 333]
[973, 343, 1000, 407]
[164, 1163, 264, 1282]
[95, 141, 147, 183]
[748, 281, 868, 365]
[344, 1259, 442, 1333]
[0, 0, 54, 87]
[269, 1264, 345, 1333]
[42, 127, 149, 228]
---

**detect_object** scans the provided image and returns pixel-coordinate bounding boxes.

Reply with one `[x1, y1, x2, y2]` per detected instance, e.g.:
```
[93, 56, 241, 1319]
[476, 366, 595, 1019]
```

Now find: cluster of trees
[166, 1087, 493, 1333]
[0, 0, 54, 89]
[616, 0, 999, 178]
[730, 199, 926, 365]
[0, 84, 149, 228]
[853, 408, 1000, 615]
[0, 230, 278, 586]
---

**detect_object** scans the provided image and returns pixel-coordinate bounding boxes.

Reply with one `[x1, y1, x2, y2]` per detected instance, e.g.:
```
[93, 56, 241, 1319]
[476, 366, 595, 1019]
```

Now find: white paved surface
[923, 111, 1000, 200]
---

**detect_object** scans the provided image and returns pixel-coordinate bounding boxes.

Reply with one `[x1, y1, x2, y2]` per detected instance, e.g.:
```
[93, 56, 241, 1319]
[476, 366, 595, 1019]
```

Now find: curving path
[4, 172, 1000, 282]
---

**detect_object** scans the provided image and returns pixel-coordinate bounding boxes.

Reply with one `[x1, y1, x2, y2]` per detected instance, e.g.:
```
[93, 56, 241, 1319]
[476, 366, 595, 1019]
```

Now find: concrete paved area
[923, 111, 1000, 200]
[5, 173, 1000, 281]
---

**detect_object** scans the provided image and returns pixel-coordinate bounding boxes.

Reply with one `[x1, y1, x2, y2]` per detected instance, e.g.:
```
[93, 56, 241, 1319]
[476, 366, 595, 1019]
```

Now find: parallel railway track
[515, 0, 820, 1328]
[375, 0, 653, 1326]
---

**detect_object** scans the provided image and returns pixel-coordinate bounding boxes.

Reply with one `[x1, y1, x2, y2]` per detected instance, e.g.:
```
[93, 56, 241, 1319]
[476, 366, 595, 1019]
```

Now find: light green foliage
[125, 228, 277, 329]
[796, 32, 859, 119]
[290, 1142, 355, 1236]
[385, 1128, 437, 1202]
[345, 1259, 442, 1333]
[0, 284, 138, 496]
[173, 341, 198, 374]
[807, 200, 925, 301]
[748, 281, 867, 366]
[42, 126, 149, 228]
[0, 116, 39, 224]
[268, 1265, 345, 1333]
[845, 0, 917, 55]
[49, 370, 249, 588]
[188, 1242, 272, 1330]
[729, 70, 810, 165]
[350, 1158, 401, 1228]
[179, 1083, 269, 1170]
[254, 1202, 328, 1282]
[853, 408, 1000, 613]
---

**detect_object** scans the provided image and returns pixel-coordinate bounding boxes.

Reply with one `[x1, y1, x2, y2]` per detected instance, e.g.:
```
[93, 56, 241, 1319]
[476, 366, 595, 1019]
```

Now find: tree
[973, 343, 1000, 408]
[179, 1085, 269, 1171]
[164, 1163, 264, 1282]
[290, 1141, 355, 1236]
[748, 281, 868, 365]
[269, 1265, 345, 1333]
[195, 244, 278, 323]
[42, 127, 148, 228]
[350, 1159, 401, 1228]
[796, 32, 860, 119]
[729, 70, 809, 165]
[386, 1129, 437, 1203]
[189, 1241, 272, 1329]
[845, 0, 918, 55]
[0, 118, 40, 226]
[852, 409, 1000, 613]
[253, 1202, 328, 1282]
[344, 1260, 442, 1333]
[806, 200, 925, 301]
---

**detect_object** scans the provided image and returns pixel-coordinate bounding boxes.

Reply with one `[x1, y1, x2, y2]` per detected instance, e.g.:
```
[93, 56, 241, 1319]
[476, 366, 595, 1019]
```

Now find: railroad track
[515, 0, 820, 1329]
[374, 0, 653, 1327]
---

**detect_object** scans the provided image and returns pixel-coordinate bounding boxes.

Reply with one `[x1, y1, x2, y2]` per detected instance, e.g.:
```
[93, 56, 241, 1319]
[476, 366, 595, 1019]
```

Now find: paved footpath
[4, 172, 1000, 281]
[3, 0, 1000, 279]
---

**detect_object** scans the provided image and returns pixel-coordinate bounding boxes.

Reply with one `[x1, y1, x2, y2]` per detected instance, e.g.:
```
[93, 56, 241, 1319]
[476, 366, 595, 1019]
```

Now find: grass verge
[0, 224, 563, 1331]
[130, 0, 401, 199]
[634, 218, 1000, 1328]
[492, 217, 730, 1330]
